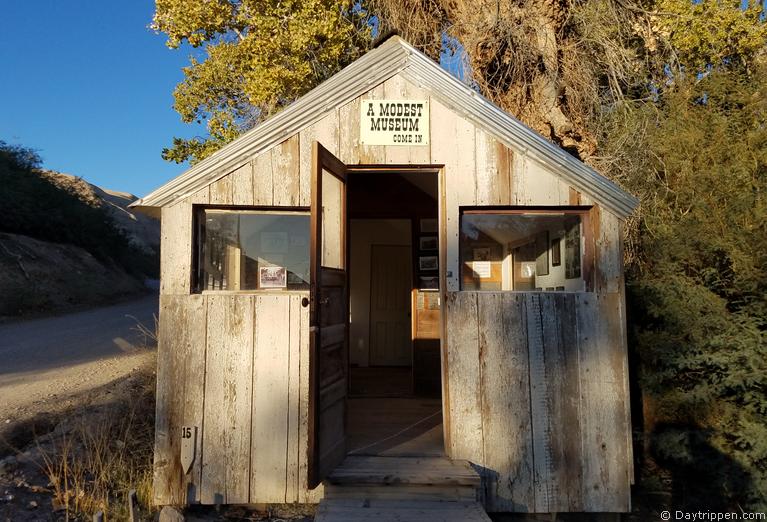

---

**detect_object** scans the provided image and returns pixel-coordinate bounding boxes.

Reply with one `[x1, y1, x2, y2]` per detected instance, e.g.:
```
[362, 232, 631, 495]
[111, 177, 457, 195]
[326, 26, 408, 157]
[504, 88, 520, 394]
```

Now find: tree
[655, 0, 767, 72]
[367, 0, 666, 160]
[594, 1, 767, 508]
[614, 61, 767, 510]
[0, 140, 41, 170]
[153, 0, 372, 164]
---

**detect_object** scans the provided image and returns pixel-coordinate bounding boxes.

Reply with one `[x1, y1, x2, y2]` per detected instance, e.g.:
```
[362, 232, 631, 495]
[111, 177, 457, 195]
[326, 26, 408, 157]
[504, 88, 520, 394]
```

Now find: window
[197, 209, 310, 291]
[460, 210, 588, 291]
[321, 169, 344, 269]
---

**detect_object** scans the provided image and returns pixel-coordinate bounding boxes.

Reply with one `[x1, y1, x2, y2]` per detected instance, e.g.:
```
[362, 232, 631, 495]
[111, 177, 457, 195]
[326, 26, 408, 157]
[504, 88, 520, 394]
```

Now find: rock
[159, 505, 185, 522]
[28, 500, 38, 509]
[51, 498, 66, 512]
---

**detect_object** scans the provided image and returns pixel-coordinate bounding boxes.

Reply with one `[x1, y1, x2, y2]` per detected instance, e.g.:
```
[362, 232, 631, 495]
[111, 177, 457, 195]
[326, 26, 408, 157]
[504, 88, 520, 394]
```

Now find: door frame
[344, 164, 450, 453]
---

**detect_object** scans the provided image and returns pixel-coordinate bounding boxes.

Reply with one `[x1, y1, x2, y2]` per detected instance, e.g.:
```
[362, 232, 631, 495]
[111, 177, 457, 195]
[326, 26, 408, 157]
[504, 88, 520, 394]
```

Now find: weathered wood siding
[155, 72, 632, 512]
[153, 293, 323, 505]
[445, 292, 631, 513]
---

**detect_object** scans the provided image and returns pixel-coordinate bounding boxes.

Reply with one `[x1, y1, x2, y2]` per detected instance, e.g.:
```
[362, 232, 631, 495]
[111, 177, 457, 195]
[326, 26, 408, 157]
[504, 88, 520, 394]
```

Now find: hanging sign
[360, 99, 429, 146]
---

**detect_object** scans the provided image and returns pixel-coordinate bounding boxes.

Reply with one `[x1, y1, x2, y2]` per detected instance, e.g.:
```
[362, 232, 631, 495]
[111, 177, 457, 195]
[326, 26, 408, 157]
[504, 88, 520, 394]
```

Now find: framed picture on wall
[419, 236, 438, 251]
[419, 255, 438, 271]
[419, 275, 439, 289]
[472, 261, 492, 279]
[535, 231, 549, 276]
[473, 247, 491, 261]
[565, 218, 581, 279]
[551, 237, 561, 266]
[259, 266, 287, 288]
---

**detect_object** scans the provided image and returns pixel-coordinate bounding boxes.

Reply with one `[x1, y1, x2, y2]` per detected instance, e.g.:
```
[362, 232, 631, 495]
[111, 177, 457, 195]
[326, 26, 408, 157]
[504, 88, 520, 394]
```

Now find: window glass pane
[199, 210, 310, 291]
[321, 169, 344, 269]
[460, 212, 583, 291]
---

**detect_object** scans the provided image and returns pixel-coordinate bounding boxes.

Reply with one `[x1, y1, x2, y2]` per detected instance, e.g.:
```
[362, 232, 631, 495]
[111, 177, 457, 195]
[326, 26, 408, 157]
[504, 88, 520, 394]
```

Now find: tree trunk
[371, 0, 601, 160]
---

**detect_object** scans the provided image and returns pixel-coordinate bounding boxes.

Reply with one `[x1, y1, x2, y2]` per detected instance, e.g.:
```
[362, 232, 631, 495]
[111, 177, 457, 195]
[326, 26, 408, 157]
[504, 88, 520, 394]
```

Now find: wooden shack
[132, 36, 638, 518]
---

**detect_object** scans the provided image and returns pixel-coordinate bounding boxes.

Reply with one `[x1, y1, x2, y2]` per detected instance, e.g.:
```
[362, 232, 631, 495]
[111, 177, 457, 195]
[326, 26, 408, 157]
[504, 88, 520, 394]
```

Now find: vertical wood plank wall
[154, 293, 318, 505]
[446, 292, 632, 513]
[155, 72, 632, 511]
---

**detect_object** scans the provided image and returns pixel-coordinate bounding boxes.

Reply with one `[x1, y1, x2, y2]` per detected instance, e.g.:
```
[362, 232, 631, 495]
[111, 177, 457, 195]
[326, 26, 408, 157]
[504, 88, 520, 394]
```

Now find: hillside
[38, 170, 160, 256]
[0, 142, 160, 318]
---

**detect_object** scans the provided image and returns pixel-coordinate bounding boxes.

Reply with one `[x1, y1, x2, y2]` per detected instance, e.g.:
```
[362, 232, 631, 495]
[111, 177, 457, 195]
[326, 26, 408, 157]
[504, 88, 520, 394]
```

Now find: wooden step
[324, 484, 478, 502]
[326, 456, 482, 487]
[315, 500, 492, 522]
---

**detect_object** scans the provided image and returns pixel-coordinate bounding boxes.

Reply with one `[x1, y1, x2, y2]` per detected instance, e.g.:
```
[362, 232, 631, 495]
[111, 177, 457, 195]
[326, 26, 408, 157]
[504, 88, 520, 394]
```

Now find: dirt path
[0, 295, 158, 446]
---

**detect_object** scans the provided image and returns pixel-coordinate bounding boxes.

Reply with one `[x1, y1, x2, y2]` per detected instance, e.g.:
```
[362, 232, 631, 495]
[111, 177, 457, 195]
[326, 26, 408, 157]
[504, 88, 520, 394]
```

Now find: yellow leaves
[655, 0, 767, 71]
[156, 0, 371, 163]
[153, 0, 235, 48]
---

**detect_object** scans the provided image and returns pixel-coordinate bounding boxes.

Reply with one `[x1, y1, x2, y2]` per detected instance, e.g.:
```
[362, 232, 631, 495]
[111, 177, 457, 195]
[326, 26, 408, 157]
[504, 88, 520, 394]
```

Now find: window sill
[197, 289, 309, 296]
[454, 289, 592, 294]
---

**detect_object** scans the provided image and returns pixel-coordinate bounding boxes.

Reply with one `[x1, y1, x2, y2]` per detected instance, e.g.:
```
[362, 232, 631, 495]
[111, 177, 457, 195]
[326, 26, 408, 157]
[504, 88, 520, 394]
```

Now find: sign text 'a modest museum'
[360, 99, 429, 146]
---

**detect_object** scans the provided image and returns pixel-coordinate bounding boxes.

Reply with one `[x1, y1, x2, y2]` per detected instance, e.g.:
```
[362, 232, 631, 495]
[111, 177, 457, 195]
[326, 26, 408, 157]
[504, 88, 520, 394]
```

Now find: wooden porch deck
[347, 397, 444, 457]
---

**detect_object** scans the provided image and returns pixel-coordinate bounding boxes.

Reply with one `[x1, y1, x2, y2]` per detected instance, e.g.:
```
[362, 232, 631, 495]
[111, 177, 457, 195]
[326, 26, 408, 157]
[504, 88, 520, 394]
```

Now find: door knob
[301, 297, 310, 308]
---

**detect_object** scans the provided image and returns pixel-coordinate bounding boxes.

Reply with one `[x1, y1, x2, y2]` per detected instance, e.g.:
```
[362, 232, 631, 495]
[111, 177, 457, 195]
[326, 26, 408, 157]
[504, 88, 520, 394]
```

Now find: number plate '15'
[180, 425, 197, 475]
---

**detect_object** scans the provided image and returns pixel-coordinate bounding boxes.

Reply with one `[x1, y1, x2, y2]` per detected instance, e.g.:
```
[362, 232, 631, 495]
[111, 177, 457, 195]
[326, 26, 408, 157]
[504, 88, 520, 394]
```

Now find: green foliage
[0, 141, 42, 170]
[0, 141, 158, 278]
[612, 63, 767, 509]
[153, 0, 372, 164]
[656, 0, 767, 72]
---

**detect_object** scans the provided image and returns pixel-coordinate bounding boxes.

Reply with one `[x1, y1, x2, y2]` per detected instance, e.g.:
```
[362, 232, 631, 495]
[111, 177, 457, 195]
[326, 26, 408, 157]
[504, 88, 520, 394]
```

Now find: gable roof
[132, 36, 638, 218]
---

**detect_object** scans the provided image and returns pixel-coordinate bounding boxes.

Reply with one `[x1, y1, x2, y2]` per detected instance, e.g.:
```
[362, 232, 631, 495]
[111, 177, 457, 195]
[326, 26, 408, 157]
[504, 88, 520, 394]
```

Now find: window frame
[192, 204, 312, 294]
[458, 206, 595, 293]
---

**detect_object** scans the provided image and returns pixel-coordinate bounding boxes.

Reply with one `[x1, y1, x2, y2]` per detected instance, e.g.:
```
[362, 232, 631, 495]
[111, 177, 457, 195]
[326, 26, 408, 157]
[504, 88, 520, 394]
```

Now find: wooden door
[369, 244, 412, 366]
[308, 142, 348, 489]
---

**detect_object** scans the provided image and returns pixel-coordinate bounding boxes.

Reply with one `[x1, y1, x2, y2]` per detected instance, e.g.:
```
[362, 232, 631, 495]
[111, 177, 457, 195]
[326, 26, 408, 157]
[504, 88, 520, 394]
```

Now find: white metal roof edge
[134, 36, 638, 218]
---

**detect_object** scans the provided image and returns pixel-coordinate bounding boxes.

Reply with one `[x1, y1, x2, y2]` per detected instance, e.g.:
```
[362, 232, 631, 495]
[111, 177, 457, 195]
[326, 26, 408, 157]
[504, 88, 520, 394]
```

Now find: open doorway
[345, 168, 443, 457]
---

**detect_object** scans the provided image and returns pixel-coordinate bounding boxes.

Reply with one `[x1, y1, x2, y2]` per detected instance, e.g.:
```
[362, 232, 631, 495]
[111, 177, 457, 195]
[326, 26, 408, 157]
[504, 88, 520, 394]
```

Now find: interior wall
[531, 224, 585, 292]
[349, 219, 412, 367]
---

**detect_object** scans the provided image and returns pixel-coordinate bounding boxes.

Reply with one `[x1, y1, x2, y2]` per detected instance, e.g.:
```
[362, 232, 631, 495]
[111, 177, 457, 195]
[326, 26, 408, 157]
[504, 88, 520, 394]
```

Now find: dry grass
[36, 366, 156, 521]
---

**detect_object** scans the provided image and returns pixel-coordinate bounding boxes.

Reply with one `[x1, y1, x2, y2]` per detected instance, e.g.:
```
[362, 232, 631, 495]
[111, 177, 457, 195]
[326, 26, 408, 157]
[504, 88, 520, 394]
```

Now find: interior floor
[347, 397, 444, 457]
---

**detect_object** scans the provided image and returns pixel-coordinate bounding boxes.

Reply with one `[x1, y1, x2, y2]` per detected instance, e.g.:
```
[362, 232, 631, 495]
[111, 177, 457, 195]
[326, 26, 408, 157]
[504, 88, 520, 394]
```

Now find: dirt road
[0, 294, 158, 441]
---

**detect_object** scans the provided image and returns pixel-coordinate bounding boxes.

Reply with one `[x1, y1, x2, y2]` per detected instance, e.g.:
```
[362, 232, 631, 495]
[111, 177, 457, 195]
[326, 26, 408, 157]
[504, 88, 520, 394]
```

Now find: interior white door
[369, 244, 412, 366]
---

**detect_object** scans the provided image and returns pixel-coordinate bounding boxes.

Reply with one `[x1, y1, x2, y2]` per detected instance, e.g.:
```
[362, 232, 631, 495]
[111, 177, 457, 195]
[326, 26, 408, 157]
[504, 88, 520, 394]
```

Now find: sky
[0, 1, 203, 196]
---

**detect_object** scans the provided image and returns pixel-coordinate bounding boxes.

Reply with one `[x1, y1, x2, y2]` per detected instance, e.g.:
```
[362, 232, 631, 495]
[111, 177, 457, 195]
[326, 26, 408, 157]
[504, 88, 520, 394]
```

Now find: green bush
[614, 64, 767, 510]
[0, 141, 158, 278]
